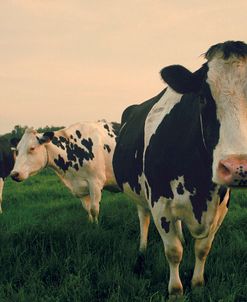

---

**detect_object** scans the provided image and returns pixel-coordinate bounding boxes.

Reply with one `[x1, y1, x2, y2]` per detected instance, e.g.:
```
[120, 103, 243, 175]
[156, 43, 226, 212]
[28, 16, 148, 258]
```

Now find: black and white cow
[11, 121, 120, 222]
[113, 41, 247, 299]
[0, 136, 19, 213]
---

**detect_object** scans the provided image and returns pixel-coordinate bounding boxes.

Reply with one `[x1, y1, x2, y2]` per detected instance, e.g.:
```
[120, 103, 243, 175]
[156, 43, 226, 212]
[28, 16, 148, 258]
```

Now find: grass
[0, 169, 246, 302]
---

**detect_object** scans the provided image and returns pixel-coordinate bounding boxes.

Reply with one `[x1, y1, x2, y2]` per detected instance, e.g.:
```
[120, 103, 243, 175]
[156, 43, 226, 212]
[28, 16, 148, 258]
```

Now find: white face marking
[207, 56, 247, 183]
[12, 129, 47, 180]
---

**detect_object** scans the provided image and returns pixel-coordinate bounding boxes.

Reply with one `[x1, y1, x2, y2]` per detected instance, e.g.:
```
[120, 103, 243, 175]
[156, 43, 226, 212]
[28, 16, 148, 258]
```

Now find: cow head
[161, 41, 247, 187]
[10, 128, 54, 182]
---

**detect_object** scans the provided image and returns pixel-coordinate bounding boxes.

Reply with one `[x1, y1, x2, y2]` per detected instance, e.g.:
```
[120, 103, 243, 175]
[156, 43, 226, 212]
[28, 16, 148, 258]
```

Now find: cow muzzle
[217, 155, 247, 186]
[10, 171, 23, 182]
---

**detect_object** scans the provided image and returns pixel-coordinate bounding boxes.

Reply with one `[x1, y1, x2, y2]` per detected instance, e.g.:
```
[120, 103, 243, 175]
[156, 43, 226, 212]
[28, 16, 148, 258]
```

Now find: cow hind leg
[133, 205, 151, 274]
[0, 178, 4, 214]
[88, 180, 103, 224]
[191, 191, 229, 288]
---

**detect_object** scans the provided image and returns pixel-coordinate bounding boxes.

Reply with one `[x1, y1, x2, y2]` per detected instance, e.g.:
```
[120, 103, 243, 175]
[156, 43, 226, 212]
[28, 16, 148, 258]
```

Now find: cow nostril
[11, 172, 20, 180]
[218, 161, 232, 177]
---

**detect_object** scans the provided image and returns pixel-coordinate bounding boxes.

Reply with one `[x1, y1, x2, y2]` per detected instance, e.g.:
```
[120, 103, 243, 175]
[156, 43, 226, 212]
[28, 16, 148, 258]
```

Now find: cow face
[10, 128, 53, 182]
[161, 41, 247, 187]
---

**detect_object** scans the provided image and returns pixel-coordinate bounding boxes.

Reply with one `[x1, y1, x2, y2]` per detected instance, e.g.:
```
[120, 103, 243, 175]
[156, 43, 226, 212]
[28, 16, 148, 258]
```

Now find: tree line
[0, 125, 64, 141]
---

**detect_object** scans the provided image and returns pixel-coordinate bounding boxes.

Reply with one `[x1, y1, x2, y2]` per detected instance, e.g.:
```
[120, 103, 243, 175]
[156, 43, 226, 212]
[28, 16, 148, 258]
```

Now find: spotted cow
[11, 121, 120, 222]
[0, 136, 19, 213]
[113, 41, 247, 299]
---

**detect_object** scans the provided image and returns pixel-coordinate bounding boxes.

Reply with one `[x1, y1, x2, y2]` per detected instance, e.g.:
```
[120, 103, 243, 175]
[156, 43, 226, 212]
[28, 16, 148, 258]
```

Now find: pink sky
[0, 0, 247, 134]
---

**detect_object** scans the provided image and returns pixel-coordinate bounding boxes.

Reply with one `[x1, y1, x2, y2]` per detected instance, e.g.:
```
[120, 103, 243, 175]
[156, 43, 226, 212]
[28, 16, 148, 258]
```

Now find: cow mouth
[230, 179, 247, 187]
[11, 176, 23, 182]
[10, 171, 25, 182]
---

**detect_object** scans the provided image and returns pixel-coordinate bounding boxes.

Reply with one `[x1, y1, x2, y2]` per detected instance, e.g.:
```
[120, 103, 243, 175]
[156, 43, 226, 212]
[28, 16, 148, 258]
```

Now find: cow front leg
[0, 178, 4, 214]
[134, 205, 151, 274]
[154, 216, 183, 299]
[81, 195, 93, 223]
[192, 193, 229, 288]
[165, 238, 183, 299]
[191, 234, 214, 288]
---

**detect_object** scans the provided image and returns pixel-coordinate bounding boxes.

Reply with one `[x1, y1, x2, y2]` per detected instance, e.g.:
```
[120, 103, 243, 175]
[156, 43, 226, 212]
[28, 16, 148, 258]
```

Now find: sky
[0, 0, 247, 134]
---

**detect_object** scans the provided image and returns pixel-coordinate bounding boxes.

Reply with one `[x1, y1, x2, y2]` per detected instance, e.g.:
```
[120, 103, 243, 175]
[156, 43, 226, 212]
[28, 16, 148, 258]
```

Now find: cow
[0, 136, 19, 213]
[113, 41, 247, 299]
[11, 121, 120, 223]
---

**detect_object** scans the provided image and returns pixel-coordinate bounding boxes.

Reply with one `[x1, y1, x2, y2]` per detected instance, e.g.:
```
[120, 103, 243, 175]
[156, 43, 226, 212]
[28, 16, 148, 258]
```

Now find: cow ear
[160, 65, 195, 94]
[38, 132, 54, 144]
[160, 64, 207, 94]
[10, 137, 19, 147]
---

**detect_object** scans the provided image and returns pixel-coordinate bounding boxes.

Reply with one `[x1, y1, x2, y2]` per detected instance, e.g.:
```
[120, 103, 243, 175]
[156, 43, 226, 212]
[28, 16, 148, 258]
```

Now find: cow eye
[30, 147, 35, 152]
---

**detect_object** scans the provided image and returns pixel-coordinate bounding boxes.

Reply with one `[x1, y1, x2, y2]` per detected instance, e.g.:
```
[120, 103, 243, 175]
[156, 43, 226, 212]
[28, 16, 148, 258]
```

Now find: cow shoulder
[51, 123, 95, 173]
[113, 89, 166, 192]
[121, 104, 139, 125]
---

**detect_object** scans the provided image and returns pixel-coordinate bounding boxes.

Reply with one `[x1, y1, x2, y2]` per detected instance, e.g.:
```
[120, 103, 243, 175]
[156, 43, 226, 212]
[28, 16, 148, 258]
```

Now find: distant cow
[0, 136, 19, 213]
[113, 41, 247, 299]
[11, 121, 120, 222]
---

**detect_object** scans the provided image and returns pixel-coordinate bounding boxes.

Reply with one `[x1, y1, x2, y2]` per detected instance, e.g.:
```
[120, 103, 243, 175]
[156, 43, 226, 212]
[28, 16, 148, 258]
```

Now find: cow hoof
[133, 252, 145, 275]
[88, 215, 94, 223]
[167, 295, 184, 302]
[191, 279, 205, 289]
[88, 215, 99, 226]
[168, 286, 183, 302]
[190, 285, 205, 301]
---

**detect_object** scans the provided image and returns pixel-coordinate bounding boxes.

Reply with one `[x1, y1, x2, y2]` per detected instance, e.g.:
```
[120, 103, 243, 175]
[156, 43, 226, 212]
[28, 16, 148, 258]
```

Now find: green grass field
[0, 169, 246, 302]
